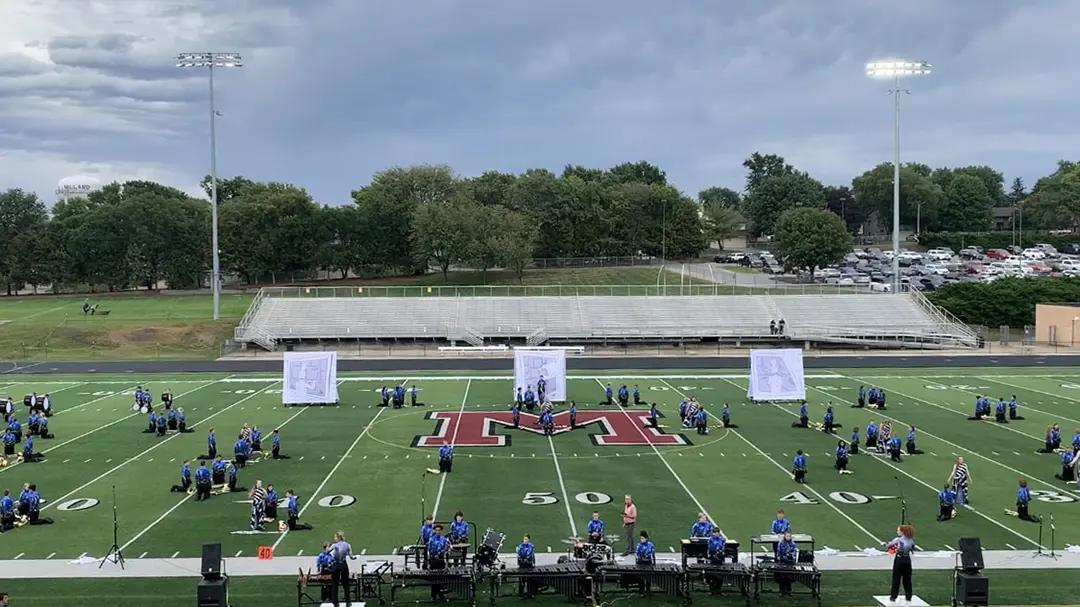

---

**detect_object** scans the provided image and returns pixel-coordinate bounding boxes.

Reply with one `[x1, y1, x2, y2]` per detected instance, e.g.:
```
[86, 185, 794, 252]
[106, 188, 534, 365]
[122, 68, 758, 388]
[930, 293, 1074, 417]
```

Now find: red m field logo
[412, 410, 691, 447]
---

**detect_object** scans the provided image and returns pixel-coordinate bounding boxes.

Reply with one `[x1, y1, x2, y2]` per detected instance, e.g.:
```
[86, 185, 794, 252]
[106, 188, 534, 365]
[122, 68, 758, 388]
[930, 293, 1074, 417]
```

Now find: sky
[0, 0, 1076, 205]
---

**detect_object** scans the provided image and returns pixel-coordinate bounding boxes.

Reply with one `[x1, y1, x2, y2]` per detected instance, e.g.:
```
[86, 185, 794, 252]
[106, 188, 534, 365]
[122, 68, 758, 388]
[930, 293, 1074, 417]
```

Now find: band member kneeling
[194, 462, 213, 501]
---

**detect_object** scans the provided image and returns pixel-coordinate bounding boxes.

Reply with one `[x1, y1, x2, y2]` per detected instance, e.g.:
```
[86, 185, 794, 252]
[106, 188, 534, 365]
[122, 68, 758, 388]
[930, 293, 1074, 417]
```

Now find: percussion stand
[100, 485, 125, 569]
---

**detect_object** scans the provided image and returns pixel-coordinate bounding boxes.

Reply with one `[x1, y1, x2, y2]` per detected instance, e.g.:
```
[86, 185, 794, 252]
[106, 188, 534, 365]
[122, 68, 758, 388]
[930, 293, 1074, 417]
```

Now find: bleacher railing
[249, 283, 894, 299]
[906, 288, 980, 346]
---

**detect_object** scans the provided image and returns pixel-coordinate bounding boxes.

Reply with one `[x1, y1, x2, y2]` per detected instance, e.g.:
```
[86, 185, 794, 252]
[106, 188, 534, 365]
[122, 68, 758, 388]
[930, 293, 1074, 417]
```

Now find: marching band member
[516, 534, 535, 568]
[587, 511, 605, 543]
[167, 407, 178, 431]
[938, 484, 956, 521]
[707, 526, 726, 564]
[635, 532, 656, 592]
[646, 404, 658, 428]
[7, 417, 19, 442]
[211, 456, 227, 485]
[329, 532, 353, 606]
[510, 403, 520, 429]
[24, 484, 51, 525]
[538, 399, 554, 426]
[272, 429, 288, 458]
[906, 426, 923, 455]
[775, 533, 799, 595]
[17, 484, 29, 517]
[171, 460, 192, 493]
[205, 427, 217, 460]
[316, 543, 333, 602]
[177, 408, 190, 433]
[604, 383, 613, 406]
[1057, 450, 1077, 482]
[1006, 479, 1040, 522]
[888, 434, 903, 462]
[251, 426, 262, 452]
[771, 510, 791, 535]
[411, 385, 419, 407]
[821, 404, 837, 433]
[22, 434, 41, 462]
[195, 462, 212, 501]
[792, 450, 807, 483]
[393, 385, 406, 408]
[633, 385, 642, 405]
[537, 376, 547, 402]
[857, 386, 866, 408]
[427, 524, 449, 569]
[249, 480, 267, 531]
[1, 396, 13, 421]
[876, 421, 892, 454]
[876, 390, 887, 410]
[438, 442, 453, 473]
[228, 461, 243, 493]
[155, 412, 167, 436]
[234, 433, 251, 467]
[722, 403, 736, 428]
[694, 406, 707, 435]
[995, 398, 1008, 423]
[419, 515, 435, 546]
[618, 384, 629, 406]
[381, 386, 390, 407]
[569, 401, 577, 429]
[541, 409, 554, 435]
[2, 429, 15, 457]
[949, 457, 971, 505]
[835, 440, 852, 474]
[285, 489, 312, 530]
[690, 512, 711, 538]
[792, 402, 809, 428]
[449, 511, 468, 544]
[40, 393, 51, 416]
[523, 385, 536, 412]
[515, 387, 523, 410]
[865, 420, 878, 449]
[0, 489, 14, 532]
[849, 426, 860, 455]
[679, 399, 688, 423]
[162, 389, 173, 409]
[143, 408, 155, 432]
[36, 415, 52, 439]
[264, 483, 278, 521]
[1009, 395, 1024, 420]
[683, 399, 700, 429]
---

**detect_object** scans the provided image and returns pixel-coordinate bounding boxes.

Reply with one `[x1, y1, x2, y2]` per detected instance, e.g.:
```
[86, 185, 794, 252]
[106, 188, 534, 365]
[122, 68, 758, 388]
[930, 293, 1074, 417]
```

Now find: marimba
[599, 562, 687, 600]
[391, 566, 476, 605]
[495, 562, 587, 601]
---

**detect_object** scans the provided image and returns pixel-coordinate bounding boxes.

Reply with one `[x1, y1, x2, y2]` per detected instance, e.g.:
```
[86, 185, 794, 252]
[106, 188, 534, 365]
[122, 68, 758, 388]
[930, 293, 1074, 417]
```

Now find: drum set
[562, 533, 618, 563]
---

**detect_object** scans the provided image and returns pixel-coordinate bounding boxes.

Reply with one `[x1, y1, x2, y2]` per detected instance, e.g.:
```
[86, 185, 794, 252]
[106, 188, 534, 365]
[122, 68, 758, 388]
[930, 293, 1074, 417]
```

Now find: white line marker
[172, 551, 180, 558]
[139, 552, 148, 558]
[1006, 543, 1017, 550]
[46, 552, 55, 559]
[432, 379, 471, 520]
[235, 551, 243, 557]
[945, 544, 955, 551]
[13, 553, 24, 559]
[361, 548, 367, 555]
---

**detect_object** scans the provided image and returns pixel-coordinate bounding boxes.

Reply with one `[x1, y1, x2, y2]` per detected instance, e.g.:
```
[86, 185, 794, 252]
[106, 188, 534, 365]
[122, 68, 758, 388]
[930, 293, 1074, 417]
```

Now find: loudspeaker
[955, 571, 989, 606]
[197, 577, 228, 607]
[201, 543, 222, 580]
[959, 537, 984, 571]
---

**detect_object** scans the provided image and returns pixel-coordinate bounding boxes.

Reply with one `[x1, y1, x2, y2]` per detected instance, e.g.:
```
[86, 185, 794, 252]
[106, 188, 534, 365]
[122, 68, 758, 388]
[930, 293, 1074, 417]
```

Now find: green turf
[1, 367, 1079, 562]
[0, 568, 1071, 607]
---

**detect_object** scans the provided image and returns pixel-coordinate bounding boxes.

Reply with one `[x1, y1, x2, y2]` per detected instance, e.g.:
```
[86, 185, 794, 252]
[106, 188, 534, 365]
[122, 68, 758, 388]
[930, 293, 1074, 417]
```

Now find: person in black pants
[883, 524, 915, 603]
[329, 531, 352, 607]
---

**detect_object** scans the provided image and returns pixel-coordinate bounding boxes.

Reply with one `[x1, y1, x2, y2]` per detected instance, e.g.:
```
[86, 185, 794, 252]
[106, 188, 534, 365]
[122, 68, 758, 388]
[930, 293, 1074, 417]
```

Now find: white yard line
[594, 378, 724, 537]
[432, 379, 471, 521]
[271, 391, 390, 551]
[546, 432, 578, 538]
[900, 379, 1046, 443]
[17, 303, 69, 321]
[838, 375, 1066, 494]
[788, 382, 1045, 548]
[42, 381, 279, 512]
[121, 405, 309, 553]
[979, 376, 1080, 420]
[916, 377, 1080, 432]
[663, 379, 880, 545]
[53, 385, 141, 417]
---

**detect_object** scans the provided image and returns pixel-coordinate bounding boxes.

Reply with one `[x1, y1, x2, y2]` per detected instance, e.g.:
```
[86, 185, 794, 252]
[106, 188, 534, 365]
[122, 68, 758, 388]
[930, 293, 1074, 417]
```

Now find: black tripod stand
[100, 485, 125, 569]
[895, 476, 907, 525]
[1035, 513, 1057, 559]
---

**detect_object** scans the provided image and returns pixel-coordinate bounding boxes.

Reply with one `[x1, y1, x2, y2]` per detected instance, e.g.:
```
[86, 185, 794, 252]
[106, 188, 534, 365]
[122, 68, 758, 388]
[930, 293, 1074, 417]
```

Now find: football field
[2, 366, 1080, 562]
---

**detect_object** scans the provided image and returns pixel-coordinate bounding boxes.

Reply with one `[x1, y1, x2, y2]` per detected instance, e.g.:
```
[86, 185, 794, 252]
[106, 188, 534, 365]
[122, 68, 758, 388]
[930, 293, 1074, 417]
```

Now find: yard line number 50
[523, 492, 613, 506]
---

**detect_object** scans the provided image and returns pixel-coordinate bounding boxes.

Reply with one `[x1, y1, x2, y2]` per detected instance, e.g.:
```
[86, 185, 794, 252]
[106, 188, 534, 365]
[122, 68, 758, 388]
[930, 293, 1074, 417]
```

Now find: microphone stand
[1035, 513, 1057, 559]
[895, 476, 906, 526]
[100, 485, 125, 569]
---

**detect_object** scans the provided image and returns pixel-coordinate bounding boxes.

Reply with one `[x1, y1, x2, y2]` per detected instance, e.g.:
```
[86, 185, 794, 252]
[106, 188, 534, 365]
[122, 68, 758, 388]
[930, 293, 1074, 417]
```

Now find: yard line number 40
[782, 489, 1077, 506]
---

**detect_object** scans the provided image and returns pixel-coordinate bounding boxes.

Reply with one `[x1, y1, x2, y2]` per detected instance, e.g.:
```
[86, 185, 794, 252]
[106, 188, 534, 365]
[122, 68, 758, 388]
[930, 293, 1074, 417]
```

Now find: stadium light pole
[176, 52, 243, 320]
[865, 60, 930, 293]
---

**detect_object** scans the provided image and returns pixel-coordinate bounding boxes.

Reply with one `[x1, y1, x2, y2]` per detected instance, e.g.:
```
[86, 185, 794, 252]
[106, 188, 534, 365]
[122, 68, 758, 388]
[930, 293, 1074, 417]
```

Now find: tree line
[1, 154, 1077, 293]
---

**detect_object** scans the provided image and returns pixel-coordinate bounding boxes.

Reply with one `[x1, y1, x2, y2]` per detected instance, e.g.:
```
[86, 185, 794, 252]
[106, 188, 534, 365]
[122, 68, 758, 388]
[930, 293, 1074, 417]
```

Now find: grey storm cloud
[0, 0, 1077, 205]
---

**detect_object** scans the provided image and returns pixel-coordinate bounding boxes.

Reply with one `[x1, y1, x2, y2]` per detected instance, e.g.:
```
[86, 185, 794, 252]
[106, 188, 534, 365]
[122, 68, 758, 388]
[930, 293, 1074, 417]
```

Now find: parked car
[986, 249, 1011, 260]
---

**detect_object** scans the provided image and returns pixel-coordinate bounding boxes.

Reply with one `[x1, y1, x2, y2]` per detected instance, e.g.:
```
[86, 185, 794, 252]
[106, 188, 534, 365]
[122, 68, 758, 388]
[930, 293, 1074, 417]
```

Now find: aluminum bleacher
[233, 289, 979, 351]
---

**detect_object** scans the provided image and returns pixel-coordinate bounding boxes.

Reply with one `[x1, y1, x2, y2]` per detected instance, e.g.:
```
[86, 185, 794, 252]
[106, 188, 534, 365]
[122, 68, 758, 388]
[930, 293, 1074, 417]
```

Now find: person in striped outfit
[949, 457, 971, 506]
[249, 480, 267, 531]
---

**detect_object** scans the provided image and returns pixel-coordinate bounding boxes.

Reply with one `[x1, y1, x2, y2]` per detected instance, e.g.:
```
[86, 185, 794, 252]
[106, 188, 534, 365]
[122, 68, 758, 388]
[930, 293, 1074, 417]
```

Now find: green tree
[1007, 177, 1027, 205]
[351, 165, 457, 273]
[410, 194, 478, 283]
[1026, 162, 1080, 230]
[851, 163, 943, 231]
[701, 202, 742, 250]
[494, 208, 537, 283]
[939, 174, 994, 232]
[220, 184, 323, 283]
[931, 166, 1005, 207]
[772, 208, 852, 278]
[200, 175, 260, 202]
[824, 185, 867, 232]
[608, 161, 667, 186]
[698, 186, 742, 210]
[743, 173, 826, 238]
[742, 152, 795, 197]
[0, 188, 49, 294]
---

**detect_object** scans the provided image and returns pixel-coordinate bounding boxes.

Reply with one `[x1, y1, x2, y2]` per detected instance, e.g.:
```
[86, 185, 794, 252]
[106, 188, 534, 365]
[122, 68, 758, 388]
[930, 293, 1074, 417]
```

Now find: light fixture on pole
[865, 60, 930, 293]
[176, 52, 243, 320]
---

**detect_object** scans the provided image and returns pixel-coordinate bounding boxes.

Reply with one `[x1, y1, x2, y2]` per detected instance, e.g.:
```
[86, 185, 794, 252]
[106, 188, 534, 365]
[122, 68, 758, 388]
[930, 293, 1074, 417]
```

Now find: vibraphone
[391, 566, 477, 605]
[599, 562, 687, 601]
[493, 562, 587, 602]
[686, 562, 752, 602]
[297, 563, 392, 607]
[753, 562, 822, 604]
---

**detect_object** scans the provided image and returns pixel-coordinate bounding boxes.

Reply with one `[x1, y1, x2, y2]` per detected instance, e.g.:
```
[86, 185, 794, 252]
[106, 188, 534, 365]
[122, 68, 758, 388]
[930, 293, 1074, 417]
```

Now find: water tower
[55, 175, 103, 201]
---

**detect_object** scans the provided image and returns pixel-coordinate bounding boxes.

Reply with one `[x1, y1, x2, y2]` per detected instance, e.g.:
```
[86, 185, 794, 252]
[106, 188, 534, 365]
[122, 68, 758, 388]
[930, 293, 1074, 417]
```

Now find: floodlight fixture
[865, 61, 931, 78]
[175, 52, 244, 320]
[865, 59, 931, 293]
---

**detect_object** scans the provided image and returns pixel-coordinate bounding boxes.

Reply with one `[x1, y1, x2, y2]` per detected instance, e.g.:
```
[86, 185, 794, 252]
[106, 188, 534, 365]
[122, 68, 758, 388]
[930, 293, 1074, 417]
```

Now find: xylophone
[496, 562, 587, 601]
[391, 566, 477, 605]
[753, 562, 821, 603]
[600, 562, 687, 600]
[686, 562, 752, 601]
